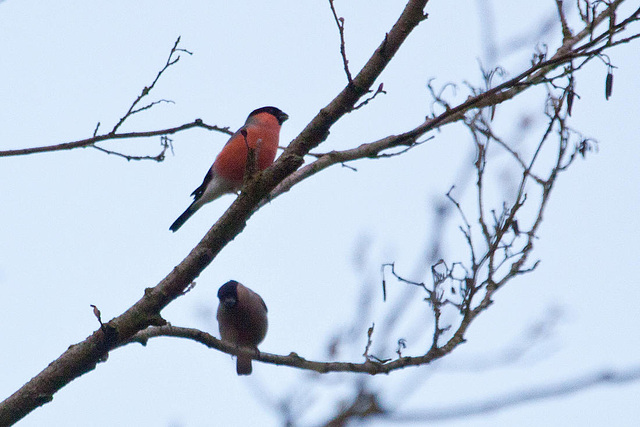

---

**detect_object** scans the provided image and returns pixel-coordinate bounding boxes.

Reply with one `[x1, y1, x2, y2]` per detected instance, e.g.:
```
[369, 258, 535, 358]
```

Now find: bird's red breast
[169, 106, 287, 232]
[212, 111, 283, 185]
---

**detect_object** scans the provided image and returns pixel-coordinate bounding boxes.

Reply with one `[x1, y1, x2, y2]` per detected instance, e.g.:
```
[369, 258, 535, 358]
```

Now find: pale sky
[1, 1, 640, 426]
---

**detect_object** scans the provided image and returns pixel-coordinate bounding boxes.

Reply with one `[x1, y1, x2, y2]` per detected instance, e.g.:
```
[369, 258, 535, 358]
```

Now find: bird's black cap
[218, 280, 240, 304]
[248, 106, 289, 125]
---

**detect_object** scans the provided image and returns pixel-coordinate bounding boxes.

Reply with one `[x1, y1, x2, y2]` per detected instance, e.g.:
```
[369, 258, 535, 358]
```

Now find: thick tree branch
[0, 1, 431, 424]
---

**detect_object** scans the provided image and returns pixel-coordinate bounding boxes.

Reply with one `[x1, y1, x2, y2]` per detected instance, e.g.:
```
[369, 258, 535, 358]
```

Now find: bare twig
[362, 323, 375, 359]
[242, 129, 258, 182]
[352, 83, 387, 110]
[0, 119, 231, 158]
[556, 0, 573, 41]
[92, 135, 173, 162]
[111, 37, 191, 134]
[328, 0, 353, 84]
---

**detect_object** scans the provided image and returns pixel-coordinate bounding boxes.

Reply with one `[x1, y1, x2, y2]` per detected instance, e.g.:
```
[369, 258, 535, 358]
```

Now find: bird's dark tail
[236, 356, 252, 375]
[169, 205, 197, 232]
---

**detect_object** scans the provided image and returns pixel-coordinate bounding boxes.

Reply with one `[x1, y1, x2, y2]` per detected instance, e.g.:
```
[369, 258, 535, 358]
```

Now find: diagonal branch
[0, 1, 432, 424]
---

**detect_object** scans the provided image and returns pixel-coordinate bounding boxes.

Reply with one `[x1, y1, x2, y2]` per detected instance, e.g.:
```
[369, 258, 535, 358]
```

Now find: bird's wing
[190, 167, 215, 200]
[189, 125, 247, 200]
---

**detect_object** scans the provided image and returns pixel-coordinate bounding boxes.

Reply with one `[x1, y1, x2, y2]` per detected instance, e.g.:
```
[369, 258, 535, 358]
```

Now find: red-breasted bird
[170, 106, 288, 231]
[217, 280, 268, 375]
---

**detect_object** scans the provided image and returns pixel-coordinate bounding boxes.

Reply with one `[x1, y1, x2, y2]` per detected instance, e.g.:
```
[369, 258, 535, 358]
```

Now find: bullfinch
[216, 280, 268, 375]
[170, 106, 288, 231]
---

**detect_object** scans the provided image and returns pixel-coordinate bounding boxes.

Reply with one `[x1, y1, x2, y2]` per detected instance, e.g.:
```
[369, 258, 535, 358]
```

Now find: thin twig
[92, 135, 173, 162]
[328, 0, 353, 84]
[0, 119, 231, 158]
[352, 83, 387, 110]
[111, 37, 191, 134]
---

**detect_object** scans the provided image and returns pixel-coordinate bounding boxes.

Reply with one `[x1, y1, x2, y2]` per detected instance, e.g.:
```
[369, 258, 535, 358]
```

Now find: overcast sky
[1, 1, 640, 426]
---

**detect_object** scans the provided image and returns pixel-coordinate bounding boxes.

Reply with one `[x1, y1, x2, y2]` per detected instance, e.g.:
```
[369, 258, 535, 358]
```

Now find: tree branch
[328, 0, 353, 84]
[111, 37, 190, 134]
[387, 365, 640, 422]
[0, 1, 432, 424]
[125, 324, 446, 374]
[264, 1, 639, 205]
[0, 119, 232, 158]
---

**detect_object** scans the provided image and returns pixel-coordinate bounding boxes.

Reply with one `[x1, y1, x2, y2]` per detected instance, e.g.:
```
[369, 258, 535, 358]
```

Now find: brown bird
[216, 280, 268, 375]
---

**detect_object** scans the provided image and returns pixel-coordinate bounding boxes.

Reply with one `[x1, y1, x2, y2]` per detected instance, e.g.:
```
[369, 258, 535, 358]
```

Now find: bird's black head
[248, 106, 289, 125]
[218, 280, 239, 307]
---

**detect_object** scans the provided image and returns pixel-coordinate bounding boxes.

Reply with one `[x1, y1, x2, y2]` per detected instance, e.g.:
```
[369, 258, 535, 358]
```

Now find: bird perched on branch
[170, 106, 288, 231]
[216, 280, 269, 375]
